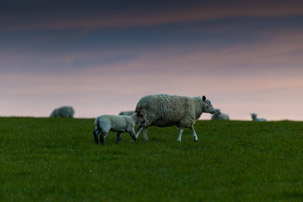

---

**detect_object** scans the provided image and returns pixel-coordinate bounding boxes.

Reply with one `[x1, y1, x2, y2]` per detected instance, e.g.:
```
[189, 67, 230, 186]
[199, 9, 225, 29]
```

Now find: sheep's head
[251, 113, 257, 120]
[214, 109, 221, 115]
[136, 111, 145, 124]
[202, 95, 215, 114]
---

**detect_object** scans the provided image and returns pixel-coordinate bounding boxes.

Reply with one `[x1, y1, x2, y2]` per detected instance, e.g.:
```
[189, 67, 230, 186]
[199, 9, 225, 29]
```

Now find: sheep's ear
[202, 95, 206, 101]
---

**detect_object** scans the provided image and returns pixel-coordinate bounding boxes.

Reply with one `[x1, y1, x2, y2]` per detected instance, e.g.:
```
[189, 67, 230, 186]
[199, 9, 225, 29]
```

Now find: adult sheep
[211, 109, 229, 120]
[135, 94, 215, 142]
[50, 106, 75, 118]
[119, 110, 135, 116]
[251, 113, 267, 122]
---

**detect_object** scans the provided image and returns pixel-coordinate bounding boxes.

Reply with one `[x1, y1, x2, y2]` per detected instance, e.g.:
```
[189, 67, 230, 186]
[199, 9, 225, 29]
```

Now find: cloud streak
[1, 0, 303, 120]
[1, 0, 303, 31]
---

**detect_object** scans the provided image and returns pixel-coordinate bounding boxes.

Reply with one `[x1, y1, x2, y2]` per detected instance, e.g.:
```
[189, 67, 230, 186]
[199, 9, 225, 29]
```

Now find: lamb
[211, 109, 229, 120]
[50, 106, 75, 118]
[93, 112, 145, 145]
[135, 94, 215, 142]
[119, 110, 135, 116]
[251, 113, 267, 122]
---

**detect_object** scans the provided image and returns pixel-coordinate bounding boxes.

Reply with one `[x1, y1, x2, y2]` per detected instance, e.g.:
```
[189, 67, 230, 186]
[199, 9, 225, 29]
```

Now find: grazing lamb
[135, 94, 215, 142]
[93, 112, 145, 145]
[251, 113, 267, 122]
[50, 106, 75, 118]
[119, 110, 135, 116]
[211, 109, 230, 120]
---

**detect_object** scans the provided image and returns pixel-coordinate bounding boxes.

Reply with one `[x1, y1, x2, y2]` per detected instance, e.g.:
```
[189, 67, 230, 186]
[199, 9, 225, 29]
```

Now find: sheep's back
[98, 115, 129, 132]
[136, 94, 195, 126]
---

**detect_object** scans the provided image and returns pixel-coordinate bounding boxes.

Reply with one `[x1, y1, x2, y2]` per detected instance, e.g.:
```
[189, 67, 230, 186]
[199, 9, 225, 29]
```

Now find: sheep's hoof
[100, 137, 105, 145]
[116, 137, 121, 144]
[194, 139, 198, 142]
[93, 133, 99, 144]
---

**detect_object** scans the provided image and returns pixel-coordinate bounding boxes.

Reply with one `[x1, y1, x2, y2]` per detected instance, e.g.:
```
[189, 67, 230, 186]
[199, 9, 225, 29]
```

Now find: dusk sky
[1, 0, 303, 120]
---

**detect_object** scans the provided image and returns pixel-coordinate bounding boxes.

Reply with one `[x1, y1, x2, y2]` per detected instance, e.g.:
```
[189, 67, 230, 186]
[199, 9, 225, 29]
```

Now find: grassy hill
[1, 117, 303, 201]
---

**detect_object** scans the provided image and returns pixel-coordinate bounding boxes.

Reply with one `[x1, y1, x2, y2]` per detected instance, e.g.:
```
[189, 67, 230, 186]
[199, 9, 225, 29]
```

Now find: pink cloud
[1, 27, 303, 120]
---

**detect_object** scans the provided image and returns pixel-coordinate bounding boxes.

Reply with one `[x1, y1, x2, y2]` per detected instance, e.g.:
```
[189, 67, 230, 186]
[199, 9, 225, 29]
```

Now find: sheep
[93, 112, 145, 145]
[119, 110, 135, 116]
[211, 109, 229, 120]
[50, 106, 75, 118]
[251, 113, 267, 122]
[135, 94, 215, 142]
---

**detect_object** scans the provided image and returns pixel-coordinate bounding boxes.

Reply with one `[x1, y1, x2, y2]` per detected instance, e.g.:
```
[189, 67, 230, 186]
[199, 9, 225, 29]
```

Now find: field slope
[1, 117, 303, 201]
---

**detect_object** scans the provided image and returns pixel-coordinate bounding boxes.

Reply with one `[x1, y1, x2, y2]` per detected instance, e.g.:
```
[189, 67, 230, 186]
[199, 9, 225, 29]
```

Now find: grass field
[1, 117, 303, 201]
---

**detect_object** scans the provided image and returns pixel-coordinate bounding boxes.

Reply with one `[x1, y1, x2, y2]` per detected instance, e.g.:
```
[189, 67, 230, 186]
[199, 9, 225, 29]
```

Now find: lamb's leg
[177, 128, 184, 142]
[142, 127, 148, 141]
[116, 132, 122, 144]
[100, 132, 107, 145]
[93, 128, 101, 144]
[190, 125, 198, 142]
[135, 124, 143, 138]
[128, 130, 138, 142]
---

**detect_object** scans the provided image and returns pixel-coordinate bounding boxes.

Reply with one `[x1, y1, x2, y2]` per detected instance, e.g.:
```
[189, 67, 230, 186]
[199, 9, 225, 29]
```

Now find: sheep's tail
[93, 118, 102, 144]
[94, 119, 101, 133]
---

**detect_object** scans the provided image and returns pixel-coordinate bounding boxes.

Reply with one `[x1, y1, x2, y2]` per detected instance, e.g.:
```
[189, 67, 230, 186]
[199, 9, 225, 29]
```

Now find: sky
[1, 0, 303, 120]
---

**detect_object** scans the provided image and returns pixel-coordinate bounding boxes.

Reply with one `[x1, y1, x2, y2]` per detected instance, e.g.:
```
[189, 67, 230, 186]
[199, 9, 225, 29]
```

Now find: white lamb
[135, 94, 215, 142]
[118, 110, 135, 116]
[251, 113, 267, 122]
[211, 109, 229, 120]
[93, 112, 144, 145]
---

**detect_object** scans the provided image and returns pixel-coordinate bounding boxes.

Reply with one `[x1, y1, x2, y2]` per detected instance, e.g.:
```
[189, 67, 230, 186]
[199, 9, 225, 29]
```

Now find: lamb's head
[202, 95, 215, 114]
[214, 109, 221, 115]
[136, 111, 145, 124]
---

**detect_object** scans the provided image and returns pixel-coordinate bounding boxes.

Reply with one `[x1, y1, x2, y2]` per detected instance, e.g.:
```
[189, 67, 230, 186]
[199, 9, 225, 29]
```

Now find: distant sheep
[251, 113, 267, 122]
[211, 109, 229, 120]
[93, 112, 145, 145]
[50, 106, 74, 118]
[135, 94, 215, 142]
[119, 110, 135, 116]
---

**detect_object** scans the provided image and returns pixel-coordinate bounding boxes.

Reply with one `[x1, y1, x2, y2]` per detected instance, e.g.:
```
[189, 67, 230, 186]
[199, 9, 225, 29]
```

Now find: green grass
[1, 117, 303, 201]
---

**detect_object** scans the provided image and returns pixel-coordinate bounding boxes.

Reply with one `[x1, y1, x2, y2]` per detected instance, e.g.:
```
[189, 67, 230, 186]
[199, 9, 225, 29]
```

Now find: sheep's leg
[142, 127, 148, 141]
[135, 125, 143, 138]
[177, 128, 184, 142]
[190, 125, 198, 142]
[100, 132, 107, 145]
[128, 130, 138, 142]
[116, 132, 122, 144]
[93, 128, 101, 144]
